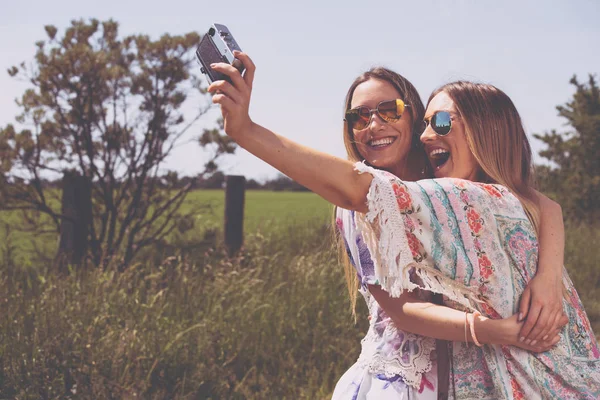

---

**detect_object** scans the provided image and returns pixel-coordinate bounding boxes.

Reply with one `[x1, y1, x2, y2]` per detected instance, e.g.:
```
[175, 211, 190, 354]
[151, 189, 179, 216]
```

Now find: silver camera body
[196, 23, 244, 84]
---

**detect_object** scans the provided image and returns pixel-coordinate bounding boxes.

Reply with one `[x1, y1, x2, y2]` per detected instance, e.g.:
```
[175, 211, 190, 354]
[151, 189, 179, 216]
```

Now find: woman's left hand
[518, 272, 565, 345]
[207, 51, 256, 140]
[490, 313, 564, 352]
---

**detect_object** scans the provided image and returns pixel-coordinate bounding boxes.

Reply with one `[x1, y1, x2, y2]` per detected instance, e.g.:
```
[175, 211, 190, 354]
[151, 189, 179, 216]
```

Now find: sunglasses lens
[346, 107, 370, 130]
[431, 111, 452, 135]
[346, 100, 406, 130]
[377, 99, 403, 122]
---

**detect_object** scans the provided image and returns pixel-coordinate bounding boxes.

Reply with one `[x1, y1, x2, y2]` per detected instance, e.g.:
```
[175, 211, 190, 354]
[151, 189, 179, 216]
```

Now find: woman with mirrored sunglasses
[207, 54, 599, 399]
[416, 82, 599, 398]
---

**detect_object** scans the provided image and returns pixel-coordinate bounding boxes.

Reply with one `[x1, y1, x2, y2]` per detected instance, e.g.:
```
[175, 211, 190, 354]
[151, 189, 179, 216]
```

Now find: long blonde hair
[428, 81, 541, 232]
[333, 68, 427, 319]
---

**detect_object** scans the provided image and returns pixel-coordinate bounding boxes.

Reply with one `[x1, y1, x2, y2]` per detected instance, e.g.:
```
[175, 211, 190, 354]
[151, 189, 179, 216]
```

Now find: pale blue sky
[1, 0, 599, 181]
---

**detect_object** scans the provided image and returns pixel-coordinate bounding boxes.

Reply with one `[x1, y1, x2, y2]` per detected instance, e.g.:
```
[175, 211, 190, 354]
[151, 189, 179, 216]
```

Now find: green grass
[182, 190, 333, 229]
[0, 190, 334, 266]
[0, 190, 598, 398]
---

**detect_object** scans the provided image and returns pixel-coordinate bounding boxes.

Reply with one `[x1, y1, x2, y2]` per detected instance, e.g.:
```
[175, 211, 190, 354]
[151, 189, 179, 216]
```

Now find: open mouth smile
[429, 148, 451, 171]
[368, 136, 396, 149]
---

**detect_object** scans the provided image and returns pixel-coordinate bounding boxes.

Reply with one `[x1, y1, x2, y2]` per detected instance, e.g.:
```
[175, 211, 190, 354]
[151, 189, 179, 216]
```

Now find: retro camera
[196, 23, 245, 84]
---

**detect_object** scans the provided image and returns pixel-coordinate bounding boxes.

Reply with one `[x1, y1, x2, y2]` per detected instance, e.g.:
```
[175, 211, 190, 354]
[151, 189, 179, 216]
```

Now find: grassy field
[0, 190, 333, 267]
[182, 190, 334, 230]
[0, 190, 336, 260]
[0, 189, 598, 399]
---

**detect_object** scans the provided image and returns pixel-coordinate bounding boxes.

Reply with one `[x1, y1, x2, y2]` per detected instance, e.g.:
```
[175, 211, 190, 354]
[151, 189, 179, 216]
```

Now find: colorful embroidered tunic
[353, 163, 600, 400]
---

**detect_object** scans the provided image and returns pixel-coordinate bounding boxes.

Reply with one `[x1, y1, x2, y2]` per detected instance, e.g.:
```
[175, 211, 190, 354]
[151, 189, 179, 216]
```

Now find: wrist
[535, 261, 563, 276]
[232, 119, 257, 145]
[535, 268, 562, 279]
[473, 315, 499, 345]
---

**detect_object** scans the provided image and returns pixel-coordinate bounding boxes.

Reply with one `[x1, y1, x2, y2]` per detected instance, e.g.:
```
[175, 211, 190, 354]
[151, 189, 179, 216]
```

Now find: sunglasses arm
[232, 122, 372, 213]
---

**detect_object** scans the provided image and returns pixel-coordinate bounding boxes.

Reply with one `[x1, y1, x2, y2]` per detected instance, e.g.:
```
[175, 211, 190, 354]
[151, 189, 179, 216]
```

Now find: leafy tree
[535, 74, 600, 220]
[0, 19, 236, 267]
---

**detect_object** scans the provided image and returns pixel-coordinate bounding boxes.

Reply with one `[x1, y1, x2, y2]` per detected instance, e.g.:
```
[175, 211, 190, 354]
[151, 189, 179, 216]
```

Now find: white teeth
[429, 148, 450, 157]
[369, 137, 395, 147]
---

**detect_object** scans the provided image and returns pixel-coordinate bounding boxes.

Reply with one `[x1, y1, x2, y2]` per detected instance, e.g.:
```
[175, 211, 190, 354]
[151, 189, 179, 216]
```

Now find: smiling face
[349, 78, 414, 176]
[420, 91, 480, 180]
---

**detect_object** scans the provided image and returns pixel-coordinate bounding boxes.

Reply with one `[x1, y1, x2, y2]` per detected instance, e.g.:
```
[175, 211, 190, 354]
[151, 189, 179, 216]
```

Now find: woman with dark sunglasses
[207, 53, 600, 399]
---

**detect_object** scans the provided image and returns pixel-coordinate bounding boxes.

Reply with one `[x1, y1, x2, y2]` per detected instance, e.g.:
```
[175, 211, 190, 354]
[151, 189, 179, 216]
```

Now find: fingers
[525, 333, 561, 353]
[527, 307, 552, 345]
[518, 286, 531, 323]
[541, 311, 567, 341]
[205, 56, 255, 139]
[535, 335, 561, 352]
[532, 325, 562, 351]
[558, 312, 569, 328]
[233, 51, 256, 89]
[210, 62, 248, 95]
[211, 92, 236, 113]
[550, 326, 564, 339]
[519, 302, 541, 343]
[207, 79, 242, 104]
[554, 312, 569, 331]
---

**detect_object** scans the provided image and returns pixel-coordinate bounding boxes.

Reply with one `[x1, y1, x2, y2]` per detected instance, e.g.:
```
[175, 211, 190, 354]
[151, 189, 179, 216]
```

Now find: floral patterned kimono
[347, 163, 600, 400]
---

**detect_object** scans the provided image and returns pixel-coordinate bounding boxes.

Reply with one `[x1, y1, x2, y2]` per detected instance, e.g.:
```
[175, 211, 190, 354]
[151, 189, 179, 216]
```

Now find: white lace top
[336, 207, 436, 389]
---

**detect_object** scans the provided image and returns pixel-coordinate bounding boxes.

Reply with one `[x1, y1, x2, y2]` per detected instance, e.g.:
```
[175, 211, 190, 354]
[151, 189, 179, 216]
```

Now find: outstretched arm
[231, 123, 372, 212]
[518, 192, 566, 344]
[208, 53, 371, 213]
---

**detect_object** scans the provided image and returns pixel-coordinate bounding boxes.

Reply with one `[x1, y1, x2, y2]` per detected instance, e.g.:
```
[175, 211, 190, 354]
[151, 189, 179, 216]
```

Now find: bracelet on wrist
[464, 311, 468, 344]
[468, 310, 483, 347]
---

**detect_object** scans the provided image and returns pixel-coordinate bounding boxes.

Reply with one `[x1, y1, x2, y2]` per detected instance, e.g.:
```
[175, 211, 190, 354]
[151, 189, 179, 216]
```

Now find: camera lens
[208, 27, 215, 36]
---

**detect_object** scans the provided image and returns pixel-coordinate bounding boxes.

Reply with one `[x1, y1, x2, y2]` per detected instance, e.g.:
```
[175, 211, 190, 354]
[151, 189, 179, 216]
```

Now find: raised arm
[517, 192, 566, 344]
[208, 53, 371, 212]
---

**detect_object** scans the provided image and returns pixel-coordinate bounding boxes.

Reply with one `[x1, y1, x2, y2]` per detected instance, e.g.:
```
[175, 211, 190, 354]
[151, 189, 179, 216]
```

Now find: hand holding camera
[197, 23, 255, 140]
[207, 51, 256, 141]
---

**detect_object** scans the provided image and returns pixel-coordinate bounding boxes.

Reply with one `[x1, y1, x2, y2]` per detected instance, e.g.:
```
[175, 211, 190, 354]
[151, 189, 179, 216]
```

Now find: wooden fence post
[56, 171, 91, 270]
[224, 175, 245, 256]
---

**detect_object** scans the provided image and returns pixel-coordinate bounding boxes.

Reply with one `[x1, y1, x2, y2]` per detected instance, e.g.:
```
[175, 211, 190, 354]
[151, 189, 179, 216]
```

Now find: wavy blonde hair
[428, 81, 541, 232]
[333, 68, 427, 319]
